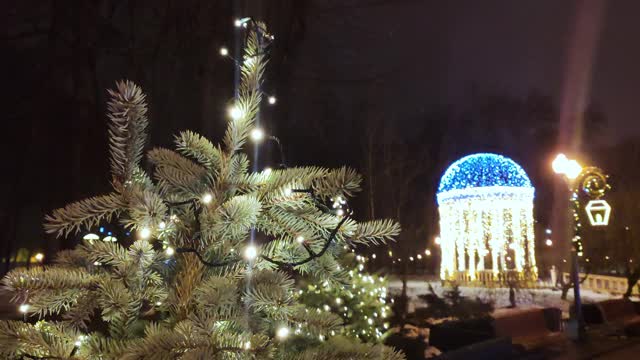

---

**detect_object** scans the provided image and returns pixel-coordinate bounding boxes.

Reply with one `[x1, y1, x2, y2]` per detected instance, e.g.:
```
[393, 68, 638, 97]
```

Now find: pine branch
[175, 130, 223, 171]
[44, 193, 126, 237]
[350, 219, 401, 246]
[107, 80, 149, 185]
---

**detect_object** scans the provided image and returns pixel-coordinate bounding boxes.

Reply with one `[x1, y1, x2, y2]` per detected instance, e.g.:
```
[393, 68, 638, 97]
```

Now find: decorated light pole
[552, 154, 611, 341]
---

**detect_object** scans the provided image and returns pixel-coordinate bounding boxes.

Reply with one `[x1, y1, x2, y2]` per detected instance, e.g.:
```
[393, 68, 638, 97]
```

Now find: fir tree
[0, 21, 403, 360]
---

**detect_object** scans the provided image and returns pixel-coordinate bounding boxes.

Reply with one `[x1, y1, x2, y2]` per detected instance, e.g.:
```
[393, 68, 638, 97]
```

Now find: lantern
[585, 199, 611, 226]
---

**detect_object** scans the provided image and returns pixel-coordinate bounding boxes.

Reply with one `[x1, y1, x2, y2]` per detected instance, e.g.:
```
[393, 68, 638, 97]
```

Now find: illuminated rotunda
[437, 153, 538, 284]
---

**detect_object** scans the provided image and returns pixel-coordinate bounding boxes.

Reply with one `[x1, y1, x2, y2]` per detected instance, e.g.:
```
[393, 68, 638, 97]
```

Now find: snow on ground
[388, 279, 623, 315]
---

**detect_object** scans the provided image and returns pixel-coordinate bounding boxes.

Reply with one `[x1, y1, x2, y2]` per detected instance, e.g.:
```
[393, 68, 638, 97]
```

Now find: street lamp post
[552, 154, 610, 342]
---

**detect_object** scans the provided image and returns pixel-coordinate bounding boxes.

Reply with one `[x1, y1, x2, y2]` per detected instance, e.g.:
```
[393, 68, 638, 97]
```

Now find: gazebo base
[444, 269, 539, 288]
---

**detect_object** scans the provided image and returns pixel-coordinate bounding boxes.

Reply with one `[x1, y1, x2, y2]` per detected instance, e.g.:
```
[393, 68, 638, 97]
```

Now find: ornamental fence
[562, 272, 640, 296]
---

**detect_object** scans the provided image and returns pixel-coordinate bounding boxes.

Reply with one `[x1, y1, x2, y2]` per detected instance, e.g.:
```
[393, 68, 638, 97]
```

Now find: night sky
[287, 0, 640, 143]
[4, 0, 640, 266]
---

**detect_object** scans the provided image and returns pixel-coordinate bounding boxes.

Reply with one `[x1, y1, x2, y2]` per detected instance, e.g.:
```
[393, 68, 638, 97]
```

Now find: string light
[228, 106, 243, 120]
[244, 245, 257, 260]
[437, 153, 537, 281]
[234, 17, 250, 28]
[165, 247, 175, 256]
[34, 253, 44, 262]
[545, 239, 553, 246]
[202, 193, 213, 204]
[250, 128, 265, 142]
[276, 326, 290, 340]
[158, 221, 166, 230]
[219, 46, 229, 56]
[19, 304, 30, 314]
[139, 227, 151, 240]
[268, 96, 277, 105]
[296, 235, 305, 244]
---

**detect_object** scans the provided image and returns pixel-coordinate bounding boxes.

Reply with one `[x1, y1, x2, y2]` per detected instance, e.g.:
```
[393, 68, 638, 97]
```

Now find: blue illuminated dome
[437, 153, 534, 204]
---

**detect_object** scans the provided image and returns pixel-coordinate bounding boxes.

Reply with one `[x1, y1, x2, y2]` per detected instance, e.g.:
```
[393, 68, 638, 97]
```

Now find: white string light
[228, 106, 244, 120]
[276, 326, 290, 340]
[268, 96, 277, 105]
[139, 227, 151, 240]
[244, 245, 258, 261]
[19, 304, 30, 314]
[165, 247, 175, 256]
[219, 46, 229, 56]
[202, 193, 213, 204]
[250, 127, 265, 142]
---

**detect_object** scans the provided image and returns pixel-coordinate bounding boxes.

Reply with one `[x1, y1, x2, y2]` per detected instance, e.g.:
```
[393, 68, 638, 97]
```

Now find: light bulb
[545, 239, 553, 246]
[263, 167, 272, 175]
[244, 245, 257, 260]
[268, 96, 277, 105]
[202, 193, 213, 204]
[244, 341, 251, 350]
[296, 235, 305, 244]
[250, 127, 265, 142]
[165, 247, 175, 256]
[336, 209, 345, 216]
[276, 326, 289, 340]
[158, 221, 166, 230]
[335, 297, 342, 305]
[283, 188, 292, 196]
[155, 301, 162, 306]
[219, 46, 229, 56]
[417, 254, 422, 260]
[34, 253, 44, 262]
[139, 227, 151, 239]
[228, 106, 243, 120]
[234, 19, 242, 27]
[425, 249, 432, 256]
[372, 254, 377, 259]
[19, 304, 30, 313]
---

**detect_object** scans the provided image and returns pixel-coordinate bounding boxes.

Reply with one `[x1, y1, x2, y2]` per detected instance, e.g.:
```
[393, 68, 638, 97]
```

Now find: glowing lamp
[552, 154, 582, 180]
[585, 199, 611, 226]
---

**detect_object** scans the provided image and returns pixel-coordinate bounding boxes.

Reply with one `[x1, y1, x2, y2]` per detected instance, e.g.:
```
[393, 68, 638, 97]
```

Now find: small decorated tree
[0, 21, 403, 359]
[298, 253, 391, 343]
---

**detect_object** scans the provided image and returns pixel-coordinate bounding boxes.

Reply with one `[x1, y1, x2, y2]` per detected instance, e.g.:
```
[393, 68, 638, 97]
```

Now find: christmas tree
[297, 254, 391, 343]
[0, 20, 403, 359]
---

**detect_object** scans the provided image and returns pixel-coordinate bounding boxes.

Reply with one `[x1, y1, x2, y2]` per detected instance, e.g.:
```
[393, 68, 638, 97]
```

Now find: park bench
[594, 298, 640, 336]
[493, 308, 565, 351]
